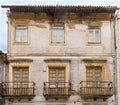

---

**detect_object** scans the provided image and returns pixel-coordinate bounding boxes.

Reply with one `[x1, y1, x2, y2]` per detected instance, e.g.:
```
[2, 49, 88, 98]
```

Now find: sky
[0, 0, 120, 53]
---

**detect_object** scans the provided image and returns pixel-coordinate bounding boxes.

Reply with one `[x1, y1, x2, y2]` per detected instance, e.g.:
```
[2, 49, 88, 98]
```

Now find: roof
[1, 5, 118, 14]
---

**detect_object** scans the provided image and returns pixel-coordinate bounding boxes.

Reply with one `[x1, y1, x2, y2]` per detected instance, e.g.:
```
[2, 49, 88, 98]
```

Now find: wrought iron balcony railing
[43, 82, 71, 99]
[3, 81, 35, 97]
[80, 81, 113, 99]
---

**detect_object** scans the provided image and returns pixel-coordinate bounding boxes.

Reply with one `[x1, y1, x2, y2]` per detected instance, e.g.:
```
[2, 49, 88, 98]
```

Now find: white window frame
[51, 23, 65, 44]
[15, 25, 28, 43]
[88, 27, 101, 44]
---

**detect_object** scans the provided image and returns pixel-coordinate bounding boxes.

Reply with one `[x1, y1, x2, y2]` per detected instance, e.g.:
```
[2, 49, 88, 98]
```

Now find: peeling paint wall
[5, 12, 114, 57]
[8, 20, 114, 57]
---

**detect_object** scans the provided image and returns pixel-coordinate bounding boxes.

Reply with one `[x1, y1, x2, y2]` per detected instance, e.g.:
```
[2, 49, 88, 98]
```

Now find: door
[86, 66, 102, 95]
[49, 67, 65, 95]
[86, 66, 102, 87]
[13, 67, 29, 95]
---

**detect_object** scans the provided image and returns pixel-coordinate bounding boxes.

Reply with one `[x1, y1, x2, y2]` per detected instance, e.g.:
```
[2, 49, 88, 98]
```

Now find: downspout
[0, 62, 2, 82]
[2, 63, 5, 82]
[0, 53, 6, 83]
[114, 9, 119, 105]
[2, 53, 7, 83]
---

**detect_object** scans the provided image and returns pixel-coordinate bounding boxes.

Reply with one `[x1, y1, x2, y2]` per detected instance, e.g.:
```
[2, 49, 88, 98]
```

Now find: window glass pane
[87, 68, 93, 87]
[21, 30, 27, 42]
[16, 25, 28, 42]
[14, 70, 20, 82]
[14, 69, 20, 88]
[58, 69, 65, 87]
[49, 69, 56, 87]
[52, 30, 58, 42]
[50, 69, 56, 82]
[22, 69, 29, 87]
[22, 70, 29, 81]
[58, 30, 64, 42]
[88, 30, 94, 43]
[95, 68, 101, 81]
[95, 29, 100, 42]
[16, 30, 22, 42]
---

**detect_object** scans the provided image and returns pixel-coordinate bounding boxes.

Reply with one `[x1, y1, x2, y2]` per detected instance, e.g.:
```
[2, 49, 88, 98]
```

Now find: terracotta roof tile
[1, 5, 118, 13]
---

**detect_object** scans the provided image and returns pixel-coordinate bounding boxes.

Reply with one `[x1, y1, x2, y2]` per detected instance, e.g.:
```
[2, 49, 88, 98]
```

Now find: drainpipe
[0, 62, 2, 82]
[114, 9, 119, 105]
[2, 63, 5, 82]
[0, 55, 6, 83]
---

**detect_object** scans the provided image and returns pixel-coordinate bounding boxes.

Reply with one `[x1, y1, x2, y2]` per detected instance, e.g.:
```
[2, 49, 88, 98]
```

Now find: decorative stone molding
[44, 59, 71, 63]
[82, 59, 107, 67]
[9, 59, 33, 67]
[9, 58, 33, 62]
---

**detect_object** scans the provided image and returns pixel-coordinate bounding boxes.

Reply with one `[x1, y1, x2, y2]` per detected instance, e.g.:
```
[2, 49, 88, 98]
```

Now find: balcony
[3, 81, 35, 98]
[43, 82, 71, 99]
[80, 81, 113, 100]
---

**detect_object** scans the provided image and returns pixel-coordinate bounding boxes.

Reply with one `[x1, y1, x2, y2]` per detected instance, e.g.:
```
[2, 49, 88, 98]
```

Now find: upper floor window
[88, 27, 101, 44]
[51, 23, 65, 44]
[15, 25, 28, 43]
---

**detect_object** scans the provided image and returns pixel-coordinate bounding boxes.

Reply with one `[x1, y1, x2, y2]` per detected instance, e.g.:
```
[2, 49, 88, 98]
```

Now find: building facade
[115, 13, 120, 105]
[2, 5, 117, 105]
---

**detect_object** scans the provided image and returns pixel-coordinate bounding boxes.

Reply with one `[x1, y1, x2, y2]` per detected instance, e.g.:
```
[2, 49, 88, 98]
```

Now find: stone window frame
[88, 26, 101, 44]
[9, 59, 33, 82]
[13, 20, 30, 45]
[15, 25, 28, 43]
[87, 21, 102, 45]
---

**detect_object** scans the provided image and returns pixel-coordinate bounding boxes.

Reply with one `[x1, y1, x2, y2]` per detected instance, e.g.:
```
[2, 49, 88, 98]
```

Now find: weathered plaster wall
[7, 56, 114, 105]
[116, 15, 120, 105]
[6, 13, 115, 105]
[7, 20, 113, 57]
